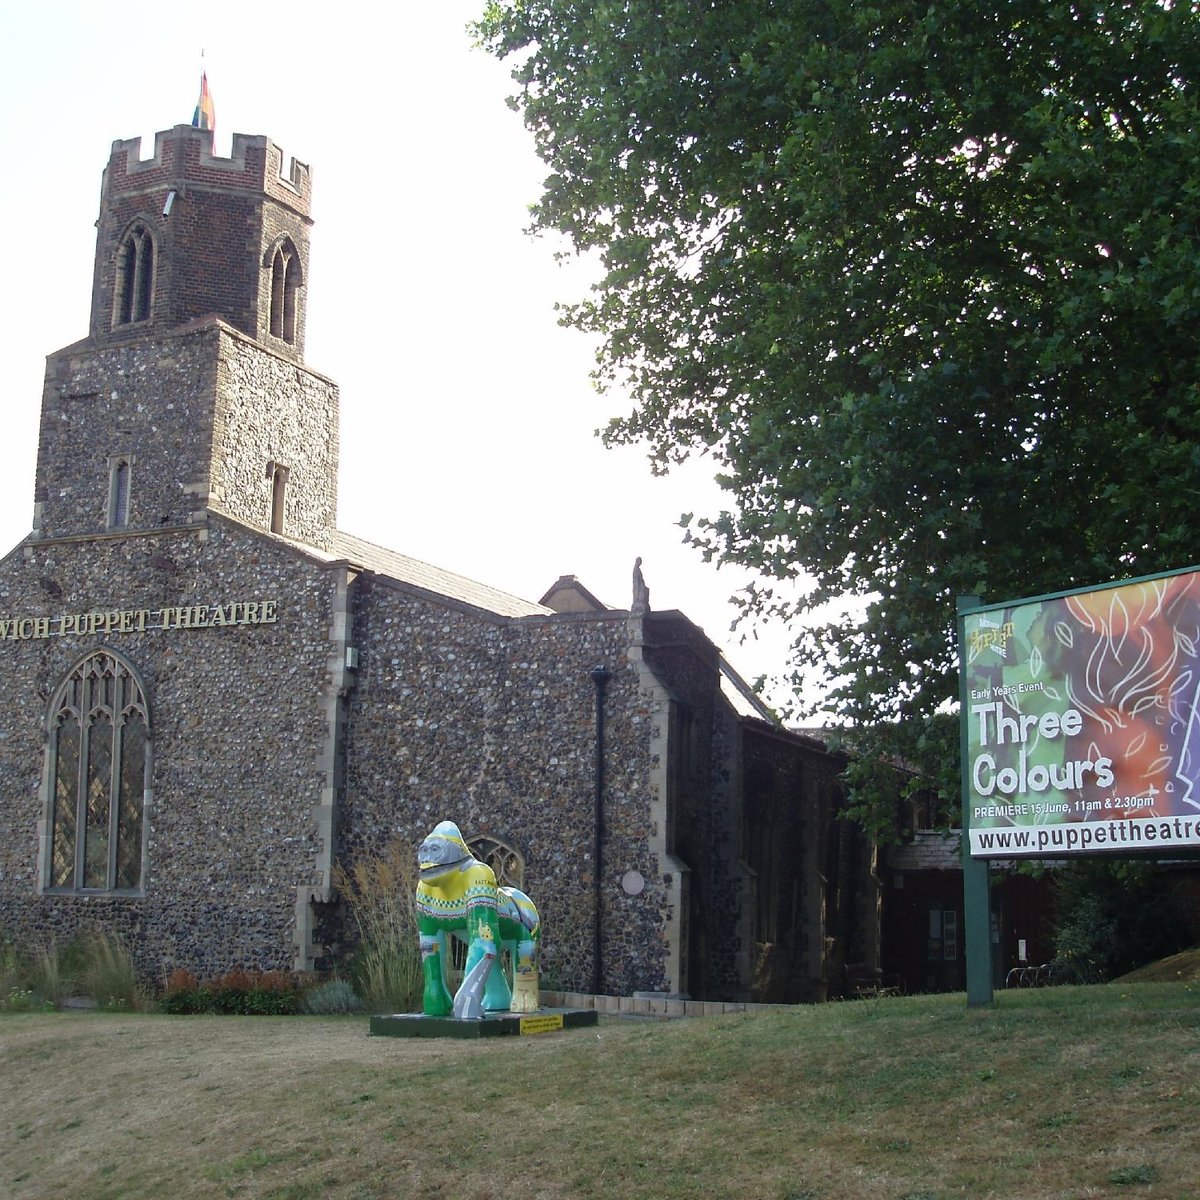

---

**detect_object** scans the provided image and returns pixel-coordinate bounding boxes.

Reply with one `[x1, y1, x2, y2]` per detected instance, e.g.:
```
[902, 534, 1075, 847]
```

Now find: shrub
[159, 967, 209, 1014]
[161, 967, 300, 1015]
[334, 839, 423, 1013]
[1052, 861, 1191, 983]
[2, 987, 46, 1012]
[163, 967, 200, 996]
[299, 978, 362, 1015]
[1053, 893, 1116, 984]
[211, 969, 299, 1015]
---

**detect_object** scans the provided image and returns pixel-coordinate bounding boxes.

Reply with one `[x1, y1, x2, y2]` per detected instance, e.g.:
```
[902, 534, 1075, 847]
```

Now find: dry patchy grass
[1118, 948, 1200, 984]
[1, 984, 1198, 1200]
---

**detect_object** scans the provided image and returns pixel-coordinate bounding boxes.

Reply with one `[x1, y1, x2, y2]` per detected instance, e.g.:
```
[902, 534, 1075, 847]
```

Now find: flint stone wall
[34, 325, 338, 550]
[637, 613, 754, 1000]
[340, 576, 674, 996]
[0, 518, 338, 979]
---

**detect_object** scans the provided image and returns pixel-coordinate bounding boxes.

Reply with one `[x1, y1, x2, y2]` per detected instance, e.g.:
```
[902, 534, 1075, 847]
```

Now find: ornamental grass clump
[3, 937, 74, 1009]
[0, 936, 56, 1012]
[333, 838, 422, 1014]
[78, 929, 149, 1011]
[1, 930, 149, 1011]
[1, 935, 34, 1009]
[26, 942, 72, 1008]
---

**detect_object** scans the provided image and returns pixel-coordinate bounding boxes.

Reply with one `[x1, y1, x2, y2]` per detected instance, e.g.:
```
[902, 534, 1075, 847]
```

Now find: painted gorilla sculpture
[416, 821, 541, 1019]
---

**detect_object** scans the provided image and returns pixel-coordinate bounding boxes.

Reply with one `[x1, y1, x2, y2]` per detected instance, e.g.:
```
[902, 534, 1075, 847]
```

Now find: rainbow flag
[192, 71, 215, 132]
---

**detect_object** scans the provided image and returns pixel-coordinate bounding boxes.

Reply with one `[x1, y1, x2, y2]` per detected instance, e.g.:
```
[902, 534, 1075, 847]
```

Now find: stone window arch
[467, 835, 525, 889]
[113, 221, 155, 326]
[44, 649, 151, 893]
[266, 237, 303, 344]
[267, 460, 289, 534]
[107, 455, 132, 529]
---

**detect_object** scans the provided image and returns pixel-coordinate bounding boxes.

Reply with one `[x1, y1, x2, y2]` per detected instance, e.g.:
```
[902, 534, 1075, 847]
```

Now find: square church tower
[34, 124, 339, 549]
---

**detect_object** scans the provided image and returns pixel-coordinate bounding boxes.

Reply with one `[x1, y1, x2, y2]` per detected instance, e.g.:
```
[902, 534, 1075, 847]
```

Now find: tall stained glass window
[47, 651, 150, 892]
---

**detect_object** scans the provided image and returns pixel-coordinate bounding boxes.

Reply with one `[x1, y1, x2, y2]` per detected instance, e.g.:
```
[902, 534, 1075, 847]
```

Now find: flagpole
[192, 52, 215, 137]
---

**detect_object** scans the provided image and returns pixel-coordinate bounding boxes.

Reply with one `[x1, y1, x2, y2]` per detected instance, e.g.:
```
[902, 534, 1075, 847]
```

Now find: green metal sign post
[959, 595, 994, 1006]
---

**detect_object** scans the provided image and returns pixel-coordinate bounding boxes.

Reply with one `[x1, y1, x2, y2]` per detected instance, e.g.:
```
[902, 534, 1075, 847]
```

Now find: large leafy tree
[476, 0, 1200, 832]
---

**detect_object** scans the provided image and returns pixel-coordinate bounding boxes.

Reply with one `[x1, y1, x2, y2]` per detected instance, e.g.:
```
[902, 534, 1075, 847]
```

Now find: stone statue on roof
[631, 557, 650, 616]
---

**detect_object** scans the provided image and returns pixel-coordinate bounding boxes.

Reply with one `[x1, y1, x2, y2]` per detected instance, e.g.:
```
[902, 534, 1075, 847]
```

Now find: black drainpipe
[590, 664, 612, 996]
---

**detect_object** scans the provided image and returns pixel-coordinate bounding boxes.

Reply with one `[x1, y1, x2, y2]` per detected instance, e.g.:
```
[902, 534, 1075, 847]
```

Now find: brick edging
[539, 990, 785, 1018]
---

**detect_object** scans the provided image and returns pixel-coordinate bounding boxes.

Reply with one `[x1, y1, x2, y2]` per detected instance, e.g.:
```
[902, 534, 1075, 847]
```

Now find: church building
[0, 122, 884, 1003]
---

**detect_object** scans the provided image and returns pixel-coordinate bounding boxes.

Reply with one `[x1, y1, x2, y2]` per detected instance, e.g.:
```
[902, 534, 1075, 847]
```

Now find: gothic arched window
[467, 835, 525, 890]
[45, 650, 150, 893]
[268, 239, 302, 344]
[113, 223, 155, 326]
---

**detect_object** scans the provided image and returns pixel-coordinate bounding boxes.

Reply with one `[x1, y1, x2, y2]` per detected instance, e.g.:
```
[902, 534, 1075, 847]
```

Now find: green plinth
[368, 1007, 598, 1039]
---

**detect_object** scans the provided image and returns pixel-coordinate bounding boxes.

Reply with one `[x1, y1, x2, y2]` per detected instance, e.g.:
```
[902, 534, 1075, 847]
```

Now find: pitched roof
[539, 574, 610, 613]
[888, 830, 963, 871]
[719, 659, 777, 722]
[328, 530, 553, 618]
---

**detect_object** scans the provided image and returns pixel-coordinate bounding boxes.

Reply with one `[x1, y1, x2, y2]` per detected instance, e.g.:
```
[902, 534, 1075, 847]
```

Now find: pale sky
[0, 1, 812, 713]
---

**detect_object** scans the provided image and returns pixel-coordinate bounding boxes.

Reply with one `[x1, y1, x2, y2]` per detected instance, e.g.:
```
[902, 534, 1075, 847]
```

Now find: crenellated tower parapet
[32, 124, 338, 548]
[89, 125, 314, 359]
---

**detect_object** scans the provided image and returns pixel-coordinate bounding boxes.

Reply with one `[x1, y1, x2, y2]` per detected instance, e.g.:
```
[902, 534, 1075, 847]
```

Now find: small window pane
[84, 718, 113, 888]
[942, 910, 959, 961]
[116, 715, 145, 889]
[135, 235, 153, 321]
[52, 717, 81, 888]
[467, 836, 524, 889]
[111, 461, 130, 528]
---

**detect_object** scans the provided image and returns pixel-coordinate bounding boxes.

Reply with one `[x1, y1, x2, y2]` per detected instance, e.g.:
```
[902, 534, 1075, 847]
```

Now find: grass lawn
[2, 982, 1197, 1200]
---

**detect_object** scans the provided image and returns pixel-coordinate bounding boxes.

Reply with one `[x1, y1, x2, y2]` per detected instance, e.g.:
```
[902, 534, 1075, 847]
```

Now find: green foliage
[159, 967, 300, 1015]
[27, 942, 72, 1008]
[77, 930, 148, 1011]
[298, 978, 362, 1015]
[476, 0, 1200, 831]
[0, 934, 18, 990]
[1108, 1164, 1160, 1186]
[0, 930, 151, 1011]
[0, 934, 71, 1009]
[205, 970, 299, 1016]
[1052, 893, 1118, 984]
[333, 839, 423, 1013]
[0, 935, 39, 1011]
[1051, 861, 1192, 982]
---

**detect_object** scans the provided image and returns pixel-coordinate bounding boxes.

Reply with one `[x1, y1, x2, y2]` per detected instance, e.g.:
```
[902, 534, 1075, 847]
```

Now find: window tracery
[113, 223, 154, 326]
[467, 835, 524, 889]
[45, 650, 150, 893]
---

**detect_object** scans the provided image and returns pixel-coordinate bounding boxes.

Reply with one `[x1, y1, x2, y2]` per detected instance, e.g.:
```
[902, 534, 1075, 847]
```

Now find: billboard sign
[961, 568, 1200, 858]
